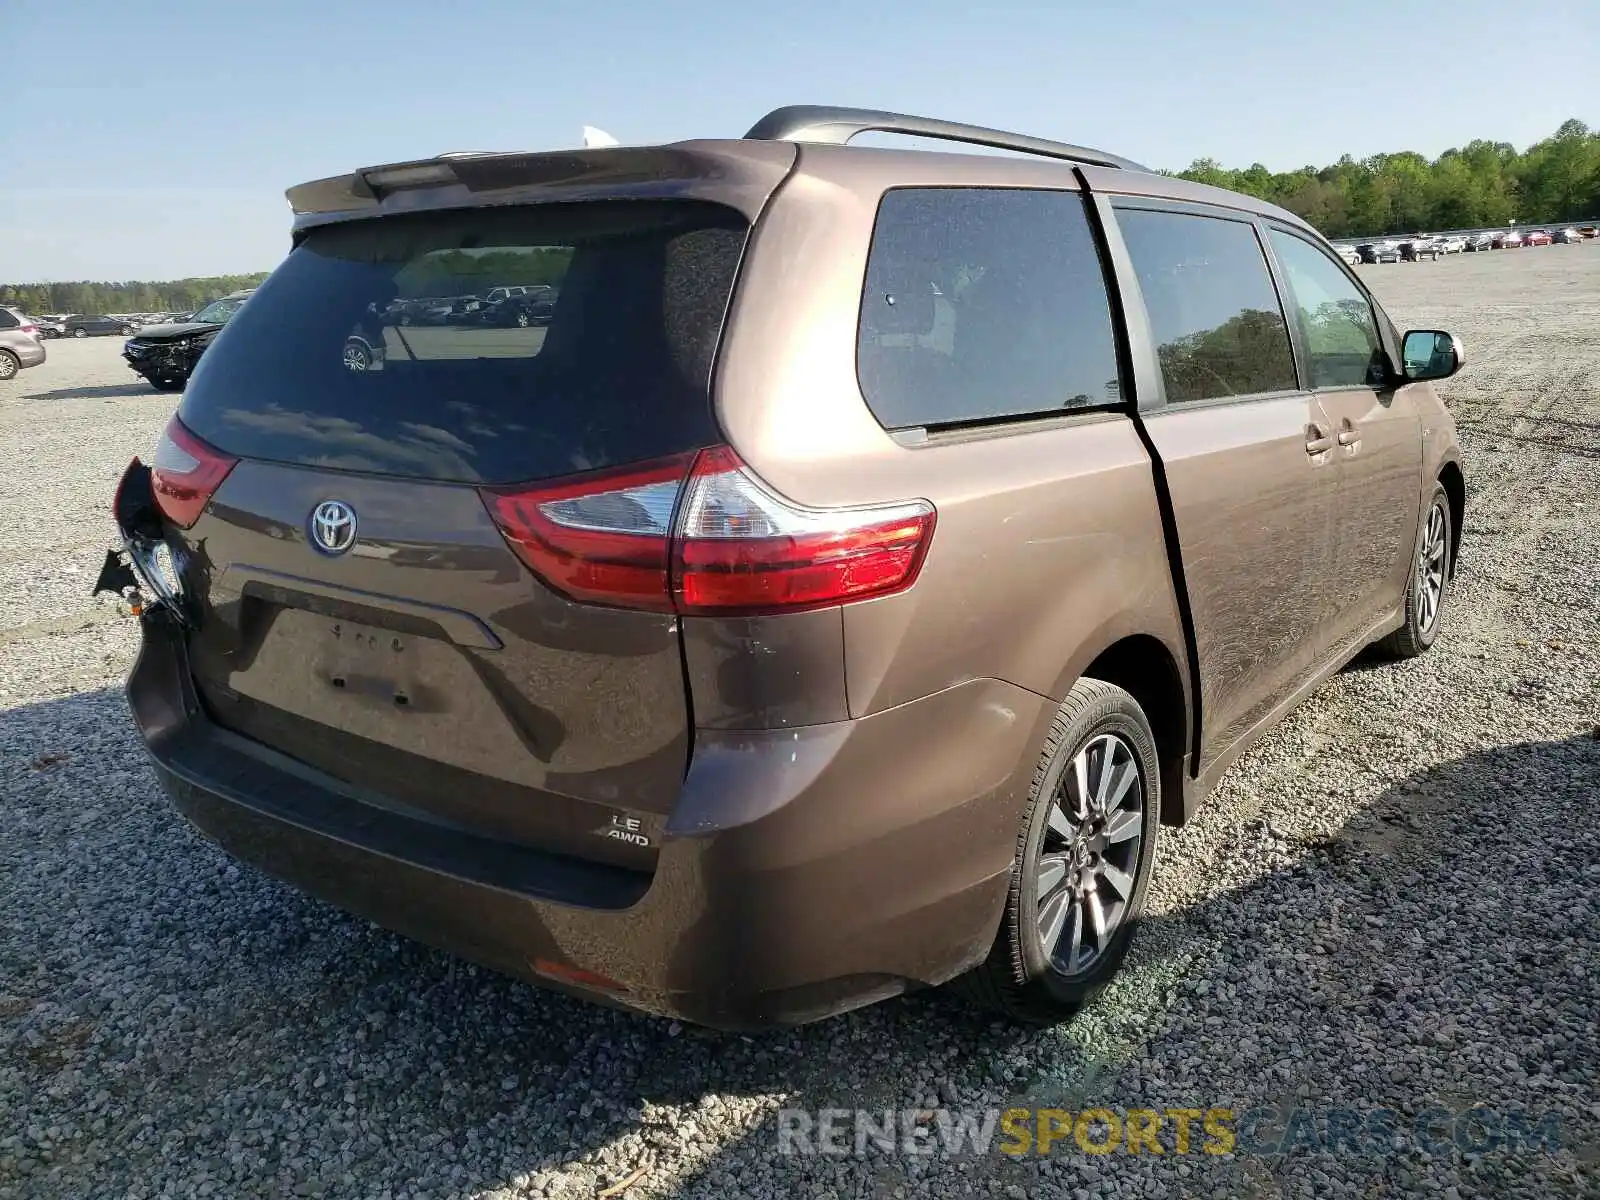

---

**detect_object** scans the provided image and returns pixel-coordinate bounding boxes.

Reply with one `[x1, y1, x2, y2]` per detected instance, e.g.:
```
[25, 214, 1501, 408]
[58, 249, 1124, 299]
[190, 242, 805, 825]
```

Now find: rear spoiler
[284, 142, 799, 229]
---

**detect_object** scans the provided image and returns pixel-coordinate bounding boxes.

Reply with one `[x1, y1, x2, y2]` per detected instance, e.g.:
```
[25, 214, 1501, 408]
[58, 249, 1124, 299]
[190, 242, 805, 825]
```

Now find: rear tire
[1379, 482, 1452, 658]
[954, 678, 1161, 1026]
[0, 350, 18, 380]
[73, 328, 88, 338]
[150, 378, 185, 392]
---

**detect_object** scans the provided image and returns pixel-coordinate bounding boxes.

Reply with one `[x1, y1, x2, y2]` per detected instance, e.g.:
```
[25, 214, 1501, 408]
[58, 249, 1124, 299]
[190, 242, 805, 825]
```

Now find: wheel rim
[0, 354, 15, 379]
[343, 344, 369, 371]
[1417, 501, 1448, 631]
[1035, 732, 1144, 977]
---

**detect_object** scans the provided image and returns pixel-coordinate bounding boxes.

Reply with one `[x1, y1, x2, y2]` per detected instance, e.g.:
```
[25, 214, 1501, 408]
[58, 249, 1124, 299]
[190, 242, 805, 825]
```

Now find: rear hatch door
[167, 190, 766, 872]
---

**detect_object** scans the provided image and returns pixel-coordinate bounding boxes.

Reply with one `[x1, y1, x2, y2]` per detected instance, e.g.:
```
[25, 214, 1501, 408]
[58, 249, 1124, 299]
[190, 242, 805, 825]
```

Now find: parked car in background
[1, 306, 44, 337]
[1465, 233, 1496, 252]
[1577, 226, 1598, 239]
[467, 289, 560, 328]
[0, 307, 47, 380]
[62, 314, 137, 337]
[31, 315, 68, 338]
[1552, 228, 1583, 244]
[1522, 229, 1554, 247]
[121, 290, 253, 391]
[105, 104, 1468, 1030]
[1334, 244, 1361, 267]
[1433, 235, 1467, 254]
[1492, 230, 1524, 249]
[1358, 240, 1402, 263]
[482, 285, 553, 306]
[1400, 235, 1441, 262]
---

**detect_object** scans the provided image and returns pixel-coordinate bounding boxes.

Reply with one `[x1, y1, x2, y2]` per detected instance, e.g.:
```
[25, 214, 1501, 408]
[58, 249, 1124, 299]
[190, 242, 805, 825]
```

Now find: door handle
[1337, 419, 1361, 447]
[1305, 425, 1333, 455]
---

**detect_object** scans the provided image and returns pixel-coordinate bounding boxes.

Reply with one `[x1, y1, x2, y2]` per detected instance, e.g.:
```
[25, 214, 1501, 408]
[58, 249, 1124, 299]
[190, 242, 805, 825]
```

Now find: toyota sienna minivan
[105, 106, 1465, 1028]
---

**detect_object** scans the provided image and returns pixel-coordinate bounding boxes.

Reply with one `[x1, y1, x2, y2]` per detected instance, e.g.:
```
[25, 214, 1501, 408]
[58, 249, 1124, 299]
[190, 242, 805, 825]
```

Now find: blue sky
[6, 0, 1596, 282]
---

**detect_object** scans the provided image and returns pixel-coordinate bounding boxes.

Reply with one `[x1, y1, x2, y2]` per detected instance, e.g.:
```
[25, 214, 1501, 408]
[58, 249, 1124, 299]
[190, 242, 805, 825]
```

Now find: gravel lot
[3, 248, 1598, 1199]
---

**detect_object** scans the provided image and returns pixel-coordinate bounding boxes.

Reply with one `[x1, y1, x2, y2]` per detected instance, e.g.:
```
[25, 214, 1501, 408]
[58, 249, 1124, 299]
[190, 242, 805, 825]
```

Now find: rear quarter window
[856, 188, 1122, 430]
[178, 200, 748, 485]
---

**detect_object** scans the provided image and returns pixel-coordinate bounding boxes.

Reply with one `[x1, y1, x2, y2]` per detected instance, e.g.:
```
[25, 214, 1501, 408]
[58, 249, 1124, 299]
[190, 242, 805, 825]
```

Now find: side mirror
[1400, 329, 1465, 382]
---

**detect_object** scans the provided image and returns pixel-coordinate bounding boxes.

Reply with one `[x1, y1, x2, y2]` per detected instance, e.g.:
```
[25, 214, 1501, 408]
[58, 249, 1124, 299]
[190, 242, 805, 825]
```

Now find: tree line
[1177, 119, 1599, 239]
[0, 274, 269, 317]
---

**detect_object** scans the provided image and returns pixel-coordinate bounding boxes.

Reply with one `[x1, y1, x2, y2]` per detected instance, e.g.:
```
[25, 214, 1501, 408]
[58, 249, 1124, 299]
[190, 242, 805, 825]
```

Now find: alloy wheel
[1417, 501, 1448, 632]
[0, 353, 16, 380]
[1035, 733, 1145, 977]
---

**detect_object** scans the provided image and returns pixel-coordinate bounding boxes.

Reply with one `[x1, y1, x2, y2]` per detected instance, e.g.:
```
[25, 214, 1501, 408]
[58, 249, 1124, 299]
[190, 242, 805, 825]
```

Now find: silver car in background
[0, 306, 47, 380]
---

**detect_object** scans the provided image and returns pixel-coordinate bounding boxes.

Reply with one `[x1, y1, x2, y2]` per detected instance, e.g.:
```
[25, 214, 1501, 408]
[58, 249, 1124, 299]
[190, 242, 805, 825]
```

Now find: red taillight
[149, 417, 238, 528]
[479, 447, 935, 615]
[19, 324, 37, 335]
[481, 455, 694, 612]
[671, 446, 935, 614]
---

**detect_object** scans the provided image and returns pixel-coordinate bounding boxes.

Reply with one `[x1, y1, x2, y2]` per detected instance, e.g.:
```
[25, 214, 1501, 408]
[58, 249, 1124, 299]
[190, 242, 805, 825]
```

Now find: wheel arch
[1438, 459, 1465, 579]
[1080, 634, 1190, 827]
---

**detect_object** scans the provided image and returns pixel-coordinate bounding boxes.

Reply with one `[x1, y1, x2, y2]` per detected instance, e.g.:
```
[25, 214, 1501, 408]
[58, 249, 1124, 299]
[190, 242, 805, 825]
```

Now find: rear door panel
[1138, 395, 1339, 765]
[1103, 199, 1342, 777]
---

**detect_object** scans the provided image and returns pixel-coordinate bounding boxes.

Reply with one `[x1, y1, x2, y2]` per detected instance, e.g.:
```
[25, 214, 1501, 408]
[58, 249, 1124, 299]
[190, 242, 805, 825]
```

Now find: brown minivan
[103, 106, 1465, 1028]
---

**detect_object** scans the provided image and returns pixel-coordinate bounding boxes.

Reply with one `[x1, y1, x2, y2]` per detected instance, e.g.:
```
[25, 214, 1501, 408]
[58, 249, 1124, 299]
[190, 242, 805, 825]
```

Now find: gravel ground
[3, 247, 1598, 1199]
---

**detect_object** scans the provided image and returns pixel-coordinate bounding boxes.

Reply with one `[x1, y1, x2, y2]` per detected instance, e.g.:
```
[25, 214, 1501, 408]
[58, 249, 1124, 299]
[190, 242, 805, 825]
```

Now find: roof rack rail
[744, 105, 1148, 172]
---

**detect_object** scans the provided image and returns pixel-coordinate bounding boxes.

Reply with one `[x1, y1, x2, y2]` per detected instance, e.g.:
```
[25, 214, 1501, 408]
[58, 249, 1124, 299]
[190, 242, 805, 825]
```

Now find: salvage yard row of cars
[1340, 224, 1596, 264]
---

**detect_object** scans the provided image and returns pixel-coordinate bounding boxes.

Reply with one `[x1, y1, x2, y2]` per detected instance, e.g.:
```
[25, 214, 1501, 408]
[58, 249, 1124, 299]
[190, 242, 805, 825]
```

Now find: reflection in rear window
[179, 201, 748, 485]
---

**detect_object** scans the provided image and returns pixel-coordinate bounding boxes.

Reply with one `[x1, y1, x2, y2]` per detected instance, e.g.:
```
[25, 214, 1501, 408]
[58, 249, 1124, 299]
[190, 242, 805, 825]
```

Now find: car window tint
[0, 310, 17, 329]
[1115, 207, 1298, 404]
[1267, 230, 1386, 389]
[178, 201, 744, 485]
[857, 188, 1121, 429]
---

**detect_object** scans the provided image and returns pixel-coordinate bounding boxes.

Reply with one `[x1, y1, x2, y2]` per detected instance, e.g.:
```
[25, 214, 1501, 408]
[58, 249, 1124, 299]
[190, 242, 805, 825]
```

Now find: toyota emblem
[309, 500, 358, 555]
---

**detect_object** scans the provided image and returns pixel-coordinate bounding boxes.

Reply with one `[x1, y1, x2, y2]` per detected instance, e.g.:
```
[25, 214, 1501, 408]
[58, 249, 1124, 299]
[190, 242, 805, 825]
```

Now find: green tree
[1178, 120, 1597, 237]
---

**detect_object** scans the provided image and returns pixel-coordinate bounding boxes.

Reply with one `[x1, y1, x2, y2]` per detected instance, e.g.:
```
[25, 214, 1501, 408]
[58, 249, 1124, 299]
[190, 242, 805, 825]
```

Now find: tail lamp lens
[480, 447, 935, 615]
[149, 416, 238, 528]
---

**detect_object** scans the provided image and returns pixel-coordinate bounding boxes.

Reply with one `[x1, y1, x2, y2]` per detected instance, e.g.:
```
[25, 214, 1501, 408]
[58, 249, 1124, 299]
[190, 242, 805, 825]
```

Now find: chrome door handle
[1306, 428, 1333, 455]
[1338, 429, 1361, 446]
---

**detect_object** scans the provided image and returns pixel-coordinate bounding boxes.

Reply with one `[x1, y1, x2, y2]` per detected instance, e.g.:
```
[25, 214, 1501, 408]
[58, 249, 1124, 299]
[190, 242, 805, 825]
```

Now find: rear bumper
[128, 614, 1044, 1029]
[13, 339, 46, 368]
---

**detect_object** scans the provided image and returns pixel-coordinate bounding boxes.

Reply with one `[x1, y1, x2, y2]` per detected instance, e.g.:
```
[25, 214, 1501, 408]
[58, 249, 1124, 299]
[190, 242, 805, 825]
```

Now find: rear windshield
[179, 201, 748, 485]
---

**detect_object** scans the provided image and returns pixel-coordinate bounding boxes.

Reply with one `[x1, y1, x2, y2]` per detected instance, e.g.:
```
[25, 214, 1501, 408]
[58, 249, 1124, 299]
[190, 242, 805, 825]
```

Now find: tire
[1378, 482, 1452, 658]
[150, 378, 185, 393]
[0, 350, 18, 381]
[73, 328, 88, 338]
[120, 326, 135, 335]
[342, 339, 373, 372]
[954, 678, 1162, 1025]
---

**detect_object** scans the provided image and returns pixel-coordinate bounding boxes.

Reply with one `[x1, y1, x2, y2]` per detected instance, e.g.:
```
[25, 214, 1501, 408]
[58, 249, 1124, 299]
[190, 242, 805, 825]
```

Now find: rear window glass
[179, 201, 748, 485]
[857, 188, 1122, 430]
